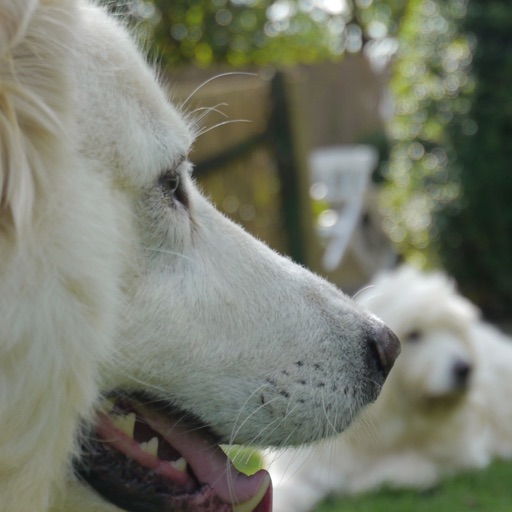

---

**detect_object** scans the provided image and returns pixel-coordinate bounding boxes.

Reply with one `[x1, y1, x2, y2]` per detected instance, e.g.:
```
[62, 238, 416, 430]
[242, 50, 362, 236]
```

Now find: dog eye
[159, 170, 188, 207]
[160, 172, 180, 194]
[405, 330, 422, 343]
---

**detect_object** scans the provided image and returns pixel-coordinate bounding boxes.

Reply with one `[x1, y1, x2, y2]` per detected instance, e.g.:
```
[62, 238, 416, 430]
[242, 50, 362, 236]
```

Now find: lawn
[226, 447, 512, 511]
[314, 459, 512, 512]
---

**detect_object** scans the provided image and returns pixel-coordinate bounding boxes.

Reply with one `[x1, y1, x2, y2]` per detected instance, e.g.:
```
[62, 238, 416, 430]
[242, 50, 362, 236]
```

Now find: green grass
[315, 459, 512, 512]
[224, 447, 512, 511]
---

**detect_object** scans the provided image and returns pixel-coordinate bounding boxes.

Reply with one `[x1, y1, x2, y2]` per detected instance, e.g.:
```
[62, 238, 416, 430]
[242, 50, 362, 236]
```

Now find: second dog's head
[358, 265, 479, 410]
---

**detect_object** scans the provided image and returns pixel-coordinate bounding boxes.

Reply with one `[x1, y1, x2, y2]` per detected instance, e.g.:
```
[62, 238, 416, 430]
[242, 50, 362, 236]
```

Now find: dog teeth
[140, 437, 159, 457]
[111, 412, 136, 438]
[169, 457, 187, 473]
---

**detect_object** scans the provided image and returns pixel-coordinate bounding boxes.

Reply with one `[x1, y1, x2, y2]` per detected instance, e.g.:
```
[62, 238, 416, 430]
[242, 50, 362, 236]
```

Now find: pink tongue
[142, 409, 270, 506]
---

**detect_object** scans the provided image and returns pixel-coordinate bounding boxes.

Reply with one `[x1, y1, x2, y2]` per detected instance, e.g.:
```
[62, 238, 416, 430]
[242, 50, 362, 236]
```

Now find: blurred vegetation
[436, 1, 512, 321]
[381, 0, 512, 321]
[109, 0, 407, 67]
[380, 0, 472, 263]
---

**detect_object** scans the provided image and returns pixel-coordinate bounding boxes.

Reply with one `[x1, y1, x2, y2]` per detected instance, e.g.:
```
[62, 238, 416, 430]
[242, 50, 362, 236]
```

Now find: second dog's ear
[0, 0, 38, 56]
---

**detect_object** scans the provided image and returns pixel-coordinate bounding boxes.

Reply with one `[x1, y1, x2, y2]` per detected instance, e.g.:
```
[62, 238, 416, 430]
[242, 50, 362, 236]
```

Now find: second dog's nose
[366, 323, 401, 379]
[453, 359, 472, 388]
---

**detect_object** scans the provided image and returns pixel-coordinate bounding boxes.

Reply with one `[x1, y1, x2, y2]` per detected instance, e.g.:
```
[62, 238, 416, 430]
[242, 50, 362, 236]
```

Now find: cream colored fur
[269, 265, 512, 512]
[0, 2, 394, 511]
[0, 3, 123, 511]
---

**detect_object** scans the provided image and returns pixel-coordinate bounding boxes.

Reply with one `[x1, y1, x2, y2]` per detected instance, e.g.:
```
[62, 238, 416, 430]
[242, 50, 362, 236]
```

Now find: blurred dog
[269, 265, 512, 512]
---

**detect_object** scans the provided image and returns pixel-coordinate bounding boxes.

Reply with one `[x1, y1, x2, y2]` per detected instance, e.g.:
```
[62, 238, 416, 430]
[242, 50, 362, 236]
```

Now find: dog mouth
[76, 394, 272, 512]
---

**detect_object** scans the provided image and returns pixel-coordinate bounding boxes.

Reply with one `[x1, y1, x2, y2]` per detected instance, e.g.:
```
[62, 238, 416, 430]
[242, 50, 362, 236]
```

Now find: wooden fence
[168, 56, 393, 291]
[172, 71, 321, 269]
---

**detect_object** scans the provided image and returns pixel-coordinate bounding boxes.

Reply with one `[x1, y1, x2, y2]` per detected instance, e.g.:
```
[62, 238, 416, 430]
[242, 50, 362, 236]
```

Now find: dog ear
[0, 0, 44, 233]
[0, 0, 38, 56]
[447, 295, 480, 324]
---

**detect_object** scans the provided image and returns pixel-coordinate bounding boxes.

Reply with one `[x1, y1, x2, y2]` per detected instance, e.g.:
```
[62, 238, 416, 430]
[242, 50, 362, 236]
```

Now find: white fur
[269, 265, 512, 512]
[0, 2, 395, 511]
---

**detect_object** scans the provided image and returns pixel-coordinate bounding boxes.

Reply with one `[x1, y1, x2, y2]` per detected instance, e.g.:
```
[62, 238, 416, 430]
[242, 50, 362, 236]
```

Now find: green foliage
[380, 0, 473, 268]
[435, 0, 512, 320]
[110, 0, 408, 67]
[381, 0, 512, 320]
[118, 0, 347, 67]
[152, 0, 340, 67]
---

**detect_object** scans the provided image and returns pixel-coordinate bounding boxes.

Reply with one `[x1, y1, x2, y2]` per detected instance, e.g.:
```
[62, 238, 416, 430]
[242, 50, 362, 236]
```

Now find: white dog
[0, 2, 400, 512]
[269, 265, 512, 512]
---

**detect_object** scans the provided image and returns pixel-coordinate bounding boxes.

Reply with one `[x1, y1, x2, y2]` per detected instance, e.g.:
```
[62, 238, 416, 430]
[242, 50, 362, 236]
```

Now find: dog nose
[366, 323, 401, 379]
[453, 359, 472, 387]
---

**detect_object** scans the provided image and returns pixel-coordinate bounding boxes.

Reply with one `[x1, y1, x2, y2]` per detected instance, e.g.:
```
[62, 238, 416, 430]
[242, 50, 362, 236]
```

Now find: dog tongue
[143, 411, 272, 511]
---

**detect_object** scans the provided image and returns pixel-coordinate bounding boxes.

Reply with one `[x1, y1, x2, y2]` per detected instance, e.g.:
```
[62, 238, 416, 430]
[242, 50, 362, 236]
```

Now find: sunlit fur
[269, 265, 512, 512]
[0, 1, 392, 511]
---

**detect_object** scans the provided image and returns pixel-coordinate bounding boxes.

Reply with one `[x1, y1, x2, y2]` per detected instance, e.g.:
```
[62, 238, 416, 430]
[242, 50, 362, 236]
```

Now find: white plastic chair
[309, 145, 378, 271]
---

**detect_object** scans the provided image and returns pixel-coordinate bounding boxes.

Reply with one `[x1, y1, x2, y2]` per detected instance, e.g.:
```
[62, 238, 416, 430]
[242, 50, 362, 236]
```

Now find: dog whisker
[186, 103, 231, 137]
[320, 390, 339, 438]
[228, 393, 281, 447]
[195, 118, 252, 139]
[228, 382, 274, 444]
[180, 72, 257, 108]
[351, 284, 375, 301]
[190, 103, 229, 123]
[259, 403, 304, 449]
[143, 246, 194, 262]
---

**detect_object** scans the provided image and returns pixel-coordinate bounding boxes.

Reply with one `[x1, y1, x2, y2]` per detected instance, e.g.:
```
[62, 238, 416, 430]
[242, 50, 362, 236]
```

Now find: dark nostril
[453, 359, 472, 386]
[366, 323, 401, 379]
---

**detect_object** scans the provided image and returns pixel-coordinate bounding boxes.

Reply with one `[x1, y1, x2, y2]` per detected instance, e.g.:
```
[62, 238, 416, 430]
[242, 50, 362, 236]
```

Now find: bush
[436, 1, 512, 321]
[382, 0, 512, 321]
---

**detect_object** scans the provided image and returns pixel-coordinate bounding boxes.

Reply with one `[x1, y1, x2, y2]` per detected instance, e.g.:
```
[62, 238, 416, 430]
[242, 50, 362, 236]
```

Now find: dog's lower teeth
[110, 412, 136, 438]
[169, 457, 187, 473]
[139, 437, 159, 457]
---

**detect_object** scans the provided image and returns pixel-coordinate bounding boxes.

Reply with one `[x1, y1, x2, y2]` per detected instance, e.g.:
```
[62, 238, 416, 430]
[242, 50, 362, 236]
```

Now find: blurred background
[109, 0, 511, 325]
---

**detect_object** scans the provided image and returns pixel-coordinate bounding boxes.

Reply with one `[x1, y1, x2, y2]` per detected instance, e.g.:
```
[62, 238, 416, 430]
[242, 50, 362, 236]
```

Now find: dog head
[0, 2, 400, 511]
[358, 265, 478, 409]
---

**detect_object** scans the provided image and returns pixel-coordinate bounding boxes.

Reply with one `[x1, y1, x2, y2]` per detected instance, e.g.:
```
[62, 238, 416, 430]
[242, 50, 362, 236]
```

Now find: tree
[112, 0, 407, 67]
[381, 0, 512, 321]
[436, 1, 512, 321]
[380, 0, 473, 264]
